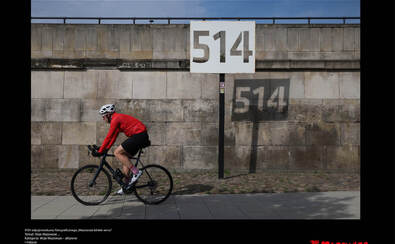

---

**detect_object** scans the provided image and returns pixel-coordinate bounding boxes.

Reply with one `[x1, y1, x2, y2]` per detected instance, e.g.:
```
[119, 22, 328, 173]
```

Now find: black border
[361, 0, 395, 242]
[23, 0, 395, 243]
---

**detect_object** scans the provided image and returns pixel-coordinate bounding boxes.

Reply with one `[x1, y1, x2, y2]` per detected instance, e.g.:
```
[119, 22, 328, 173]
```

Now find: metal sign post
[218, 73, 225, 179]
[190, 21, 255, 179]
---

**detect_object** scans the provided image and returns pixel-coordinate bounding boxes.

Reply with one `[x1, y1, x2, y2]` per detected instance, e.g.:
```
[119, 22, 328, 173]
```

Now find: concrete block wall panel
[234, 122, 306, 146]
[299, 28, 320, 52]
[58, 145, 80, 169]
[31, 122, 62, 145]
[52, 25, 64, 56]
[31, 99, 81, 122]
[97, 25, 121, 59]
[62, 122, 97, 145]
[132, 72, 166, 99]
[182, 99, 218, 123]
[259, 146, 290, 170]
[64, 71, 99, 99]
[148, 145, 182, 169]
[116, 99, 151, 121]
[322, 99, 360, 123]
[288, 146, 324, 170]
[305, 122, 341, 146]
[202, 74, 219, 99]
[166, 72, 203, 99]
[31, 72, 64, 99]
[31, 26, 41, 53]
[255, 25, 288, 60]
[340, 72, 360, 99]
[152, 25, 188, 59]
[341, 123, 360, 145]
[63, 26, 87, 59]
[326, 145, 360, 171]
[304, 72, 340, 99]
[31, 145, 60, 169]
[97, 70, 133, 99]
[165, 122, 202, 146]
[146, 122, 167, 145]
[85, 26, 98, 52]
[149, 100, 183, 121]
[182, 146, 217, 170]
[223, 146, 253, 170]
[129, 25, 154, 59]
[40, 26, 54, 57]
[319, 28, 343, 52]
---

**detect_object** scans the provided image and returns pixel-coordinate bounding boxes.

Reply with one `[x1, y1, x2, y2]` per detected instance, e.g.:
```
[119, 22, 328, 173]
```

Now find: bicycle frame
[73, 145, 172, 205]
[88, 149, 145, 187]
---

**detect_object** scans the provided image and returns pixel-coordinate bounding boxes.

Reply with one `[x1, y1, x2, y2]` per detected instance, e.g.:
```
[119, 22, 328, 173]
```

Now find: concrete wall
[31, 24, 360, 172]
[31, 24, 360, 61]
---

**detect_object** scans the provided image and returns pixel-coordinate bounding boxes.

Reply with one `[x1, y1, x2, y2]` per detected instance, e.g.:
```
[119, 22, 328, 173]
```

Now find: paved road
[31, 191, 360, 219]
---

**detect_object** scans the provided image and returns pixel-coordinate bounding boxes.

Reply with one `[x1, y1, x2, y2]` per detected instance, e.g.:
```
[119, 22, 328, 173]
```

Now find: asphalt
[31, 191, 360, 219]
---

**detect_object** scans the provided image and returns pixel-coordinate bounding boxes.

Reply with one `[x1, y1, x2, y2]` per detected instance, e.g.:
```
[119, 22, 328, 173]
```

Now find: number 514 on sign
[190, 21, 255, 74]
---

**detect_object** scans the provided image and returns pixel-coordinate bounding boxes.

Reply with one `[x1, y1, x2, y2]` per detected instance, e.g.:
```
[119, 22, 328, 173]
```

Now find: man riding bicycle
[92, 104, 150, 195]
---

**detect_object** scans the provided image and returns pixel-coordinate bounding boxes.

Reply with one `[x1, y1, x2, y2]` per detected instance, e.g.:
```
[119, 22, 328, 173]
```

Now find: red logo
[311, 241, 368, 244]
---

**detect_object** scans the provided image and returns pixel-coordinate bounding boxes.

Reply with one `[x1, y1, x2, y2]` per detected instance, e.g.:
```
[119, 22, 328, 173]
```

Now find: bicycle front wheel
[134, 164, 173, 205]
[70, 165, 112, 206]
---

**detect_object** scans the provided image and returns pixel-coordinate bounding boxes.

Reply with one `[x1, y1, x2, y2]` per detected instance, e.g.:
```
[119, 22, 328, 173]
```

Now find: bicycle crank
[122, 185, 135, 194]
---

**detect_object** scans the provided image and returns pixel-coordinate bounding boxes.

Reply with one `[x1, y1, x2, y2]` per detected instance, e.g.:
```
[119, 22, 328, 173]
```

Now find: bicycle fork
[88, 165, 104, 187]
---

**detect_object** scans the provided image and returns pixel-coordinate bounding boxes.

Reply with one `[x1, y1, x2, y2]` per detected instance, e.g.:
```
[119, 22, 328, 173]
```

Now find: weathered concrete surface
[64, 71, 98, 99]
[31, 24, 360, 62]
[62, 122, 96, 145]
[31, 72, 64, 98]
[30, 23, 360, 172]
[132, 72, 166, 99]
[31, 69, 360, 171]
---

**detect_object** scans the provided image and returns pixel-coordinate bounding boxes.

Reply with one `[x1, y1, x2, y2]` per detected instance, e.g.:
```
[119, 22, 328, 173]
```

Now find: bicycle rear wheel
[134, 164, 173, 205]
[70, 165, 112, 206]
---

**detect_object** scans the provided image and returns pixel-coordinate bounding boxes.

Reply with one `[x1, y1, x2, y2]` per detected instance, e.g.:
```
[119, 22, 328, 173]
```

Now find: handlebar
[87, 144, 100, 152]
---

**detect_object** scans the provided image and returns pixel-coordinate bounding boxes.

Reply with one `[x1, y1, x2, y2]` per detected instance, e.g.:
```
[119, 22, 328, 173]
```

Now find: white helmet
[99, 104, 115, 116]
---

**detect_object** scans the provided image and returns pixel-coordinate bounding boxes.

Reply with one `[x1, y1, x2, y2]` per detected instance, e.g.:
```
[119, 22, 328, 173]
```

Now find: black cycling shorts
[121, 131, 150, 157]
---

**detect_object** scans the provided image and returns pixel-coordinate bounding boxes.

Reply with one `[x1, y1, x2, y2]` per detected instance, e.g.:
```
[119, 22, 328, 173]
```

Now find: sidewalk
[31, 191, 360, 219]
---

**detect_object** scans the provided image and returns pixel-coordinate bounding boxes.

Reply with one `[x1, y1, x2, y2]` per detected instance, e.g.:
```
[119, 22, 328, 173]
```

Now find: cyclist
[92, 104, 150, 194]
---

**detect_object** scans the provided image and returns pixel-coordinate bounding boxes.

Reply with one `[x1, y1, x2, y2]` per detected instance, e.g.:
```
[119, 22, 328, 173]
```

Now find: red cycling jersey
[98, 113, 147, 153]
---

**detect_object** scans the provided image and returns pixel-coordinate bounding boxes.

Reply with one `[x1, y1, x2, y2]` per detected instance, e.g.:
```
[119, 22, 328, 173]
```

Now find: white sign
[190, 21, 255, 73]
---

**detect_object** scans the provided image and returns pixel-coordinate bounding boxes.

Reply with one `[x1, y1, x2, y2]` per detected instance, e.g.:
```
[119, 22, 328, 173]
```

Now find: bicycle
[70, 143, 173, 206]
